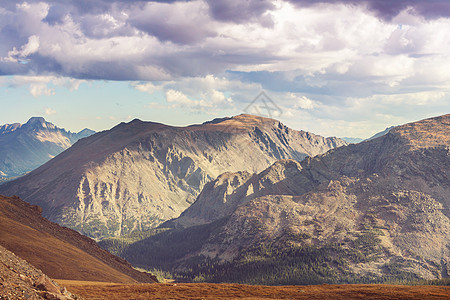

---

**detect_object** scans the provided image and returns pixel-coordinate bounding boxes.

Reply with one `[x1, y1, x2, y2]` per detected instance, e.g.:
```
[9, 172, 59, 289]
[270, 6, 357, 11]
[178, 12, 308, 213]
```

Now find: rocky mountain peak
[0, 123, 22, 135]
[76, 128, 96, 139]
[24, 117, 51, 129]
[0, 118, 95, 180]
[110, 119, 171, 138]
[204, 114, 280, 132]
[26, 116, 46, 124]
[202, 117, 232, 125]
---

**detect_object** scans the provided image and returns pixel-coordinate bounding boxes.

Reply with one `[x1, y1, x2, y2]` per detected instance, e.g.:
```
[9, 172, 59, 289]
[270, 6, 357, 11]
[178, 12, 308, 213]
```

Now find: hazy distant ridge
[0, 117, 95, 180]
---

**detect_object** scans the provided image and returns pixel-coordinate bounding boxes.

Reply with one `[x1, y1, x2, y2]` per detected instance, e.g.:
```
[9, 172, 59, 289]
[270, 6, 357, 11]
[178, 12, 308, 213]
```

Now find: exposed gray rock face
[0, 114, 346, 239]
[0, 117, 95, 180]
[168, 114, 450, 280]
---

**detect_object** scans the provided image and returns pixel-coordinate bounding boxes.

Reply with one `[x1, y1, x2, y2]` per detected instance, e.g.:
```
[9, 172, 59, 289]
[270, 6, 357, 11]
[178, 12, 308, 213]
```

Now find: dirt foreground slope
[0, 195, 156, 283]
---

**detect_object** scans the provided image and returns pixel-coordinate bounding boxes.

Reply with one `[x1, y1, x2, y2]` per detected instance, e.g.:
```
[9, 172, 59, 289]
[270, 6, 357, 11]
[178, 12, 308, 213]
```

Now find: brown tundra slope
[0, 114, 345, 239]
[114, 114, 449, 284]
[0, 195, 156, 284]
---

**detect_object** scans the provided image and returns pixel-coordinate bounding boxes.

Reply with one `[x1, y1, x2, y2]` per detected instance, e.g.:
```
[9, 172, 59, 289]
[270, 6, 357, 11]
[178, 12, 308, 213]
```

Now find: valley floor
[57, 281, 449, 300]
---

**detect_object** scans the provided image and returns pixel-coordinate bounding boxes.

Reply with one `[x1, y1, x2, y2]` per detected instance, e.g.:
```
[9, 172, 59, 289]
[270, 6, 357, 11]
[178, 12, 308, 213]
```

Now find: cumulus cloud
[1, 0, 449, 87]
[132, 81, 162, 94]
[45, 107, 56, 115]
[3, 75, 85, 96]
[29, 83, 55, 97]
[129, 1, 215, 44]
[287, 0, 450, 20]
[2, 35, 40, 63]
[159, 76, 235, 112]
[166, 89, 194, 105]
[0, 0, 449, 132]
[134, 74, 260, 113]
[289, 94, 317, 110]
[206, 0, 275, 26]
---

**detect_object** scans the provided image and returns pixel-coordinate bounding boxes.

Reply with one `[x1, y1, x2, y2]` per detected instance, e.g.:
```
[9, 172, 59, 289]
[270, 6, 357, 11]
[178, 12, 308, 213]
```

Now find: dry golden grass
[56, 280, 122, 286]
[61, 282, 450, 300]
[0, 215, 138, 283]
[392, 113, 450, 149]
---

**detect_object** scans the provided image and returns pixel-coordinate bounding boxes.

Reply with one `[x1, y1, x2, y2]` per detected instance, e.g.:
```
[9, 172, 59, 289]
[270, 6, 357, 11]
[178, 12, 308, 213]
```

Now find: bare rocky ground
[0, 245, 79, 300]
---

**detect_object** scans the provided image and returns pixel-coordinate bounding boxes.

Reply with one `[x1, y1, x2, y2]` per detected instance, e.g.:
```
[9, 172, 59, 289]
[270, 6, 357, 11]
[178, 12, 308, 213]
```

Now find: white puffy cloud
[289, 94, 317, 110]
[3, 75, 86, 96]
[134, 74, 260, 113]
[44, 107, 56, 115]
[132, 82, 162, 94]
[2, 35, 40, 63]
[29, 83, 54, 97]
[165, 89, 194, 106]
[163, 82, 234, 112]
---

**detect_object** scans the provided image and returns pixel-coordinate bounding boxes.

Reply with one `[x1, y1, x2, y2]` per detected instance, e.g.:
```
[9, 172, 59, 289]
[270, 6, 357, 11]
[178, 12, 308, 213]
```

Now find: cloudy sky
[1, 0, 449, 138]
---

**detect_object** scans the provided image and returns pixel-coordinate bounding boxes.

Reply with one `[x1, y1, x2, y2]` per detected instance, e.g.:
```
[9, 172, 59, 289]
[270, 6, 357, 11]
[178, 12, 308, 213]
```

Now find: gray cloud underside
[1, 0, 448, 24]
[1, 0, 449, 87]
[288, 0, 450, 20]
[16, 0, 450, 20]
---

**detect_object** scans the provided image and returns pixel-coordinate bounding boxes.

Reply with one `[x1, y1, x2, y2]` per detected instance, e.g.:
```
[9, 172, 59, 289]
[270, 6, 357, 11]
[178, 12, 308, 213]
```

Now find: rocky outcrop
[0, 245, 79, 299]
[0, 114, 346, 239]
[173, 159, 311, 228]
[0, 117, 94, 180]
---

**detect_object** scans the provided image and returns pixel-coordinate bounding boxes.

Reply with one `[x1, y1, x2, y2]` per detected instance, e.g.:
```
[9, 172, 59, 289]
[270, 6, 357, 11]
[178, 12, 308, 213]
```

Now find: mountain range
[0, 117, 94, 181]
[0, 114, 346, 239]
[100, 114, 450, 285]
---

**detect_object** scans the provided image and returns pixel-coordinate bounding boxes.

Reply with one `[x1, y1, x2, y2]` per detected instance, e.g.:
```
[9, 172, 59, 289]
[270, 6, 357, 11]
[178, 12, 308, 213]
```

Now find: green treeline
[99, 217, 434, 285]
